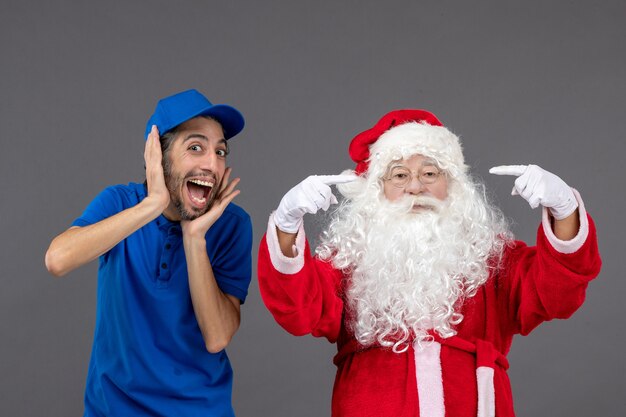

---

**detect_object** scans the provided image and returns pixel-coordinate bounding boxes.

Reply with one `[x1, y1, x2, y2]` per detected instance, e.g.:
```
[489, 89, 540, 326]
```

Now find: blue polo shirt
[72, 182, 252, 417]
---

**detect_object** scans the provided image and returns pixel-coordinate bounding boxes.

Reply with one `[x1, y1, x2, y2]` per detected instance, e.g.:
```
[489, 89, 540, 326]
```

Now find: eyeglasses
[383, 165, 444, 188]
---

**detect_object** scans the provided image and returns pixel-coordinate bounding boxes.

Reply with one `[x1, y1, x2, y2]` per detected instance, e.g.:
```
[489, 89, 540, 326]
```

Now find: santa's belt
[334, 335, 508, 417]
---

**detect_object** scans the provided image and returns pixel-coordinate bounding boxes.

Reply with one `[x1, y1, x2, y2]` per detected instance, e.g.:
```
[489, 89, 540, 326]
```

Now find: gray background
[1, 0, 624, 416]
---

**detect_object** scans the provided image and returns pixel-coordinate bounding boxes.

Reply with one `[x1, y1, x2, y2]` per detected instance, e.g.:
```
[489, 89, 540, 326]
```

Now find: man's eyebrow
[182, 134, 208, 143]
[182, 134, 227, 145]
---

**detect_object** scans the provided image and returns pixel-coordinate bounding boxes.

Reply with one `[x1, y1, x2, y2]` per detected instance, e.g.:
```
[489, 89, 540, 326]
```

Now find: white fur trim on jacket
[413, 339, 499, 417]
[413, 341, 445, 417]
[542, 188, 589, 254]
[266, 212, 307, 275]
[476, 366, 496, 417]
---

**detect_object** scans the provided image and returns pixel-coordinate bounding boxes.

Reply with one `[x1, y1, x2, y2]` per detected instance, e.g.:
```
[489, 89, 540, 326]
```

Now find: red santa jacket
[258, 195, 601, 417]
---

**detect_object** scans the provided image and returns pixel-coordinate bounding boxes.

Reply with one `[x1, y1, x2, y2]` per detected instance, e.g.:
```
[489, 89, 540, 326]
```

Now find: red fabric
[348, 109, 443, 174]
[257, 215, 601, 416]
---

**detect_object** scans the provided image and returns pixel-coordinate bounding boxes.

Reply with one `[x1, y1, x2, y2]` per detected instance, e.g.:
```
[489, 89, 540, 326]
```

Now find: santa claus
[258, 110, 601, 417]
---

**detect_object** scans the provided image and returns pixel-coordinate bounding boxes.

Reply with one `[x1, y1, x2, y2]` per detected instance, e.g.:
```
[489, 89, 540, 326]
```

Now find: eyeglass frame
[382, 162, 446, 188]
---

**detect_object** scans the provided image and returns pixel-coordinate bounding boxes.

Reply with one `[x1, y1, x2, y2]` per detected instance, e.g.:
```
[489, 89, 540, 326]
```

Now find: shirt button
[165, 243, 171, 250]
[161, 263, 168, 269]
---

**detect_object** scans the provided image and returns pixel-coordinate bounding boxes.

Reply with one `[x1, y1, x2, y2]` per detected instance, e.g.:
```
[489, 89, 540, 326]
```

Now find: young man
[258, 110, 601, 416]
[46, 89, 252, 417]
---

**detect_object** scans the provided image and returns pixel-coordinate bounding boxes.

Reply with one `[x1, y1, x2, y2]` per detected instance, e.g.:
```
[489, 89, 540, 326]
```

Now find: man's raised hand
[144, 125, 170, 212]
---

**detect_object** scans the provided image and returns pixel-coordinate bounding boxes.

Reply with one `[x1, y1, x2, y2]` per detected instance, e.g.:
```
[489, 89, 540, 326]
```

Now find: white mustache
[397, 195, 444, 212]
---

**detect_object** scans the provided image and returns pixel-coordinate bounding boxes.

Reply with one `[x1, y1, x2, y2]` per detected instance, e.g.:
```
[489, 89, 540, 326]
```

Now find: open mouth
[186, 178, 215, 208]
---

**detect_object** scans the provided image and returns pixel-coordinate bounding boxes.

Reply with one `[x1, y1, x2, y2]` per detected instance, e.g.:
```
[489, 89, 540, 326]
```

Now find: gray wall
[1, 0, 624, 416]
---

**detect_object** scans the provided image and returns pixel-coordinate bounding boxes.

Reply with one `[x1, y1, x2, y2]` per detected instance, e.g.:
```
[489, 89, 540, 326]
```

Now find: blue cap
[145, 89, 245, 140]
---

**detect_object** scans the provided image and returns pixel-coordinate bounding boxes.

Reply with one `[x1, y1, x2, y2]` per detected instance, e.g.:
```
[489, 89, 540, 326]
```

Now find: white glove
[274, 174, 358, 233]
[489, 164, 578, 220]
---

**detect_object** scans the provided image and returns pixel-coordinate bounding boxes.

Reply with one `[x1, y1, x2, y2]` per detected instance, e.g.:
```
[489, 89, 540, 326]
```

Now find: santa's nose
[405, 177, 426, 194]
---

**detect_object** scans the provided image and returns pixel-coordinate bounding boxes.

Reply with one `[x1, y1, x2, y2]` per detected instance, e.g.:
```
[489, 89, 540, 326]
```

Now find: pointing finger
[316, 174, 359, 186]
[489, 165, 528, 177]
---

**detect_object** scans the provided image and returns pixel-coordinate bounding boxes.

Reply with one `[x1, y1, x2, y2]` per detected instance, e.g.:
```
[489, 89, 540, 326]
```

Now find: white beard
[317, 180, 509, 352]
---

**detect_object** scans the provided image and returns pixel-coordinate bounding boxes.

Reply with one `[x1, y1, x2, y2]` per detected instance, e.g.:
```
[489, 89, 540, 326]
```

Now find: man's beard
[318, 185, 507, 352]
[163, 160, 218, 221]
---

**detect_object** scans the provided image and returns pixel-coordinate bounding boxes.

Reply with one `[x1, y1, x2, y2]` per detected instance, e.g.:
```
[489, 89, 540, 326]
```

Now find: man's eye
[423, 171, 437, 177]
[216, 149, 227, 157]
[394, 173, 408, 179]
[189, 145, 202, 152]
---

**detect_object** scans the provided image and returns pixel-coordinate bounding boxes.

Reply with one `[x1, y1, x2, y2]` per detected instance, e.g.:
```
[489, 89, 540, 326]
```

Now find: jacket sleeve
[499, 191, 602, 336]
[257, 214, 344, 342]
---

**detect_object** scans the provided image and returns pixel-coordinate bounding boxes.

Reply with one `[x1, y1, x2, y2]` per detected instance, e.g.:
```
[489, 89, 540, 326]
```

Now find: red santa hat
[349, 110, 466, 177]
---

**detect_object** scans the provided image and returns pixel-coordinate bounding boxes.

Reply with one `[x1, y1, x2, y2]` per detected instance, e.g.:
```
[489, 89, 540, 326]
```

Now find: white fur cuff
[266, 212, 307, 275]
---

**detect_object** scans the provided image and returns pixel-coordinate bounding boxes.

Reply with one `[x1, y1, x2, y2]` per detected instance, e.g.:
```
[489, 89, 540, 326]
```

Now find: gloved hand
[489, 164, 578, 220]
[274, 174, 358, 233]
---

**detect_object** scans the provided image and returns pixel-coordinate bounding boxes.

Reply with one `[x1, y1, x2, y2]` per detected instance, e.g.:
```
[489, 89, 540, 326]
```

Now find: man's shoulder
[103, 181, 146, 195]
[98, 182, 146, 204]
[72, 182, 146, 228]
[207, 203, 252, 245]
[222, 202, 251, 224]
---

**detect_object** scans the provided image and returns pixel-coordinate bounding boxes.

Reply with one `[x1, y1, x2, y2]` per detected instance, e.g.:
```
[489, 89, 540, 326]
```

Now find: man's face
[162, 117, 228, 221]
[382, 154, 448, 208]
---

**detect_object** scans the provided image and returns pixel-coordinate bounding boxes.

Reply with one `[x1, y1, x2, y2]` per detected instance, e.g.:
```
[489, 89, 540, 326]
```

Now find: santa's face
[382, 154, 448, 208]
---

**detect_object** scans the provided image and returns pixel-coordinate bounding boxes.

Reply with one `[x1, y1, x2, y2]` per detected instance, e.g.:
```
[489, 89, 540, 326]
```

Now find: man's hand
[181, 167, 241, 238]
[274, 174, 358, 234]
[180, 167, 242, 352]
[143, 125, 170, 212]
[489, 164, 578, 220]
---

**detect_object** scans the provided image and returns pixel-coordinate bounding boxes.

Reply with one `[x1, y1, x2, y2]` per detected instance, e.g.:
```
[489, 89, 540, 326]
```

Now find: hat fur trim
[367, 122, 466, 178]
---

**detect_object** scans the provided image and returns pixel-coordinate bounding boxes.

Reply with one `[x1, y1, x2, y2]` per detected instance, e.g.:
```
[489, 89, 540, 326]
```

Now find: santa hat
[349, 110, 467, 178]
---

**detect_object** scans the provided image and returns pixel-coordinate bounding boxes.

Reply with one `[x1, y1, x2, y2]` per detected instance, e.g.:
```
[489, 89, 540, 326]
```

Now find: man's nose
[199, 152, 218, 171]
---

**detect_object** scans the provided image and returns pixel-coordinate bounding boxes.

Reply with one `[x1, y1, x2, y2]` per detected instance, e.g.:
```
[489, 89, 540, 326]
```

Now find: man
[45, 89, 252, 417]
[257, 110, 601, 417]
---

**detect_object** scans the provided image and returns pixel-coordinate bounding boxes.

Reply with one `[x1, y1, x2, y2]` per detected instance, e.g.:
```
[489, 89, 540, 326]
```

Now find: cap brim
[199, 104, 245, 140]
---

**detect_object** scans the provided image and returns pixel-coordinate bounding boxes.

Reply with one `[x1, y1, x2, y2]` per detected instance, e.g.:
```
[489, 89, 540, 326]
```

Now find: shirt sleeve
[71, 185, 127, 227]
[257, 214, 344, 343]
